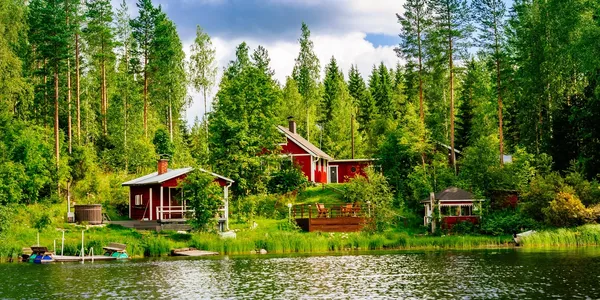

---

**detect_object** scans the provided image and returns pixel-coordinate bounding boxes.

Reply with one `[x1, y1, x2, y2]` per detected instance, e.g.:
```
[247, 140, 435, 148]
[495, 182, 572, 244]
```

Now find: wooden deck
[292, 204, 370, 232]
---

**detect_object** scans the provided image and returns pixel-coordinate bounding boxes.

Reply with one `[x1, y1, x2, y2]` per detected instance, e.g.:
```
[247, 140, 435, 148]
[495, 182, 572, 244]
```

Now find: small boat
[26, 243, 129, 263]
[28, 247, 55, 264]
[514, 230, 535, 246]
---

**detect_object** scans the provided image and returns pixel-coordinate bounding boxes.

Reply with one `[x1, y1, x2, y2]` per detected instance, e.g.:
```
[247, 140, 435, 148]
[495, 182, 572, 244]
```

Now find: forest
[1, 0, 600, 232]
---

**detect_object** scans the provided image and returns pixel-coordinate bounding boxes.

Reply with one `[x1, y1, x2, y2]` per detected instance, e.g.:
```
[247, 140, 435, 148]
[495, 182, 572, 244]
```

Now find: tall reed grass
[519, 224, 600, 247]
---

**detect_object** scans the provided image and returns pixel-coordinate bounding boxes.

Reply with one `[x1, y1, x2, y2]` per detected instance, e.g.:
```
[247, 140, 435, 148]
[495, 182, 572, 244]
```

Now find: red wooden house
[422, 187, 485, 231]
[278, 120, 376, 183]
[122, 159, 234, 227]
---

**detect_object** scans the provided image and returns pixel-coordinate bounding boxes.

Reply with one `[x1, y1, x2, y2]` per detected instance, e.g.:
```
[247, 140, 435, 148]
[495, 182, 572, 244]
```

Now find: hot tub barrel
[74, 204, 102, 225]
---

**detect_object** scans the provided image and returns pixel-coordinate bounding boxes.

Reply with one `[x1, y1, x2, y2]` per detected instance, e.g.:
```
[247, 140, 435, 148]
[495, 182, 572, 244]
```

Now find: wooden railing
[292, 203, 370, 219]
[156, 206, 195, 221]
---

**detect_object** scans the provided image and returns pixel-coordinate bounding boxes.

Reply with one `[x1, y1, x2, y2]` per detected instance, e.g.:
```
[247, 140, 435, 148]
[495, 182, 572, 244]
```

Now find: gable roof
[277, 125, 333, 161]
[122, 167, 233, 187]
[421, 187, 482, 203]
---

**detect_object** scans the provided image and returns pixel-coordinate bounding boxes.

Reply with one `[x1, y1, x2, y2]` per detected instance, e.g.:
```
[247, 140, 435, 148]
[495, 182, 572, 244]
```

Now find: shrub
[180, 169, 224, 230]
[480, 209, 538, 235]
[345, 168, 394, 232]
[267, 162, 308, 195]
[543, 191, 591, 227]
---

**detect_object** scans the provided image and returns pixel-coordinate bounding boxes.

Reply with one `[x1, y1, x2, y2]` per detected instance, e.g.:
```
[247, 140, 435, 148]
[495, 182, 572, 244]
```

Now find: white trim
[168, 188, 172, 219]
[128, 189, 132, 218]
[310, 156, 315, 182]
[330, 158, 376, 163]
[160, 186, 163, 221]
[277, 127, 318, 157]
[329, 165, 339, 183]
[149, 188, 153, 220]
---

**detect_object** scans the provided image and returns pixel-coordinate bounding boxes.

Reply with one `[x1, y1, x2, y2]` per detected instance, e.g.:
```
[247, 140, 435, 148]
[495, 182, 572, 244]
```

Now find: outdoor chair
[316, 203, 329, 218]
[341, 203, 353, 217]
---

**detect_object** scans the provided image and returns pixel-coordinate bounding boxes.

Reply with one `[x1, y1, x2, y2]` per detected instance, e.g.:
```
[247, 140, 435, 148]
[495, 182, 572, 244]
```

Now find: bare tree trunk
[76, 31, 81, 144]
[54, 65, 60, 195]
[449, 37, 456, 174]
[417, 16, 426, 172]
[143, 54, 148, 138]
[203, 87, 209, 153]
[67, 58, 72, 154]
[102, 58, 107, 135]
[169, 101, 173, 142]
[494, 17, 504, 166]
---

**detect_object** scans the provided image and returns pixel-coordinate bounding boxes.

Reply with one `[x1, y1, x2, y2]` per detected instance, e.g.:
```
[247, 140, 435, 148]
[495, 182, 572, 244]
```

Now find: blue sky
[115, 0, 514, 125]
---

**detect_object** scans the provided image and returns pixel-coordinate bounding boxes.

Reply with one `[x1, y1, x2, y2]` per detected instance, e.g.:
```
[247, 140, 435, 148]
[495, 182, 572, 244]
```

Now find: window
[350, 166, 357, 173]
[134, 195, 143, 206]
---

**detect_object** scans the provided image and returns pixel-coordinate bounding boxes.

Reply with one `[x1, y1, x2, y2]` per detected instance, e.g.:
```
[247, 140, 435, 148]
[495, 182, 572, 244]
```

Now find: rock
[250, 250, 257, 254]
[176, 231, 188, 234]
[219, 231, 237, 239]
[259, 249, 267, 254]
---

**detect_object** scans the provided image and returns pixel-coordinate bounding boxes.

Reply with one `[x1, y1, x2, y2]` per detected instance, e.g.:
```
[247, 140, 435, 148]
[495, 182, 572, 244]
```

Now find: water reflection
[1, 248, 600, 299]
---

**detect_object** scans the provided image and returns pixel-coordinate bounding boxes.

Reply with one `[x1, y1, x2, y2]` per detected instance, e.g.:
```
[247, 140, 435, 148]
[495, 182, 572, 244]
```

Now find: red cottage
[278, 120, 376, 183]
[422, 187, 485, 231]
[122, 160, 234, 227]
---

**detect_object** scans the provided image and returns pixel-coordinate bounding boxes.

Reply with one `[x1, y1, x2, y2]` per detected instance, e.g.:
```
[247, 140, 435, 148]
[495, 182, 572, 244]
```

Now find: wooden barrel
[74, 204, 102, 225]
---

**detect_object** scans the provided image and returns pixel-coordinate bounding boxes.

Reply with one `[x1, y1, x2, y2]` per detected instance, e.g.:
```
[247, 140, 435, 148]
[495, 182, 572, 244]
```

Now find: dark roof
[434, 187, 475, 200]
[122, 167, 233, 187]
[277, 125, 333, 160]
[421, 187, 479, 203]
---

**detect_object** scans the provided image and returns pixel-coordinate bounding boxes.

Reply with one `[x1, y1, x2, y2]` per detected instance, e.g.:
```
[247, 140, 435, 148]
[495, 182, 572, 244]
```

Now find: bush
[267, 162, 308, 195]
[180, 169, 224, 230]
[345, 168, 394, 232]
[234, 194, 284, 222]
[480, 210, 538, 235]
[543, 191, 591, 227]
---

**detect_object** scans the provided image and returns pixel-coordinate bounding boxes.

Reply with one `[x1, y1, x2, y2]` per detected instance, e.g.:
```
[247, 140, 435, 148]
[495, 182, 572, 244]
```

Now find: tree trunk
[143, 54, 148, 138]
[417, 14, 426, 172]
[203, 87, 209, 153]
[67, 58, 72, 154]
[448, 35, 456, 174]
[124, 46, 129, 171]
[102, 58, 107, 135]
[54, 65, 60, 178]
[76, 31, 81, 144]
[494, 16, 504, 166]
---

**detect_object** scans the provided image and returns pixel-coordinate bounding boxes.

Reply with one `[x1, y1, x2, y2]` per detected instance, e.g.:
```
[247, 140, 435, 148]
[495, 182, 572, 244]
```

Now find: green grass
[520, 224, 600, 247]
[296, 185, 346, 205]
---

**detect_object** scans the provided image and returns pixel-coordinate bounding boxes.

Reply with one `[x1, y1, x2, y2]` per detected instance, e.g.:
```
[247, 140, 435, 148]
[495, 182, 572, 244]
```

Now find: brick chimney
[158, 159, 168, 175]
[288, 118, 297, 134]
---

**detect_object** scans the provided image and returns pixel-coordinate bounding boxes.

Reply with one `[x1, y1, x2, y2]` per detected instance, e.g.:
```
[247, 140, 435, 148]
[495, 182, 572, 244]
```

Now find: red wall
[329, 161, 372, 183]
[281, 137, 310, 155]
[129, 173, 228, 221]
[292, 155, 312, 182]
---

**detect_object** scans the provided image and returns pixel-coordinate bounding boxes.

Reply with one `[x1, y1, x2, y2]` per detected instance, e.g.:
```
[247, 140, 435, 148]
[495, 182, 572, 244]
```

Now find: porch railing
[292, 203, 371, 219]
[156, 206, 195, 221]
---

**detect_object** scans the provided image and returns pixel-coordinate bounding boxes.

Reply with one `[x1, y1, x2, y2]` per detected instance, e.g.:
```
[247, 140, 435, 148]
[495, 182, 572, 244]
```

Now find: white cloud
[183, 31, 400, 125]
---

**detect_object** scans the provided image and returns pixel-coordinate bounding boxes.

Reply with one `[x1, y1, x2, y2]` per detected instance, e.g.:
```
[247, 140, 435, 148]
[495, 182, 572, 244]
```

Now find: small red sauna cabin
[278, 120, 376, 183]
[122, 159, 233, 226]
[422, 187, 485, 231]
[328, 159, 375, 183]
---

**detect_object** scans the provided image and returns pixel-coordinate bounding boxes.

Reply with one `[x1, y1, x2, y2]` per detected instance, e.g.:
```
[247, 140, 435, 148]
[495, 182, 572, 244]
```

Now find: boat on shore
[514, 230, 535, 246]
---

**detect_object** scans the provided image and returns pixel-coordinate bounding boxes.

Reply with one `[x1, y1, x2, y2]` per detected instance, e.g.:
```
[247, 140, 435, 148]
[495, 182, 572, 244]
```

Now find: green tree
[292, 22, 320, 141]
[180, 169, 223, 230]
[152, 128, 174, 157]
[83, 0, 115, 137]
[397, 0, 432, 124]
[472, 0, 508, 165]
[209, 43, 282, 195]
[429, 0, 472, 173]
[130, 0, 159, 138]
[189, 25, 217, 152]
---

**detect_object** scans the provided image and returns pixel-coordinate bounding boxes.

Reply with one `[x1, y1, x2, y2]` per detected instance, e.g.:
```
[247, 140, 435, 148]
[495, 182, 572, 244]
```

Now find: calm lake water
[1, 248, 600, 299]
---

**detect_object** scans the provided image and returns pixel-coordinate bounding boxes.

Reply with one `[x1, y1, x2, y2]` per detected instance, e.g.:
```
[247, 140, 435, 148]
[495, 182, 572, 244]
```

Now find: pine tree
[375, 63, 394, 118]
[321, 56, 343, 124]
[429, 0, 472, 173]
[292, 22, 320, 141]
[83, 0, 115, 137]
[348, 64, 375, 131]
[130, 0, 159, 138]
[472, 0, 507, 165]
[149, 10, 187, 142]
[397, 0, 432, 124]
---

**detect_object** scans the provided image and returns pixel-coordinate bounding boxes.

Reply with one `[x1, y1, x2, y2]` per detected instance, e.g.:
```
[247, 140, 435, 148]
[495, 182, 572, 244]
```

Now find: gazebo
[422, 187, 485, 231]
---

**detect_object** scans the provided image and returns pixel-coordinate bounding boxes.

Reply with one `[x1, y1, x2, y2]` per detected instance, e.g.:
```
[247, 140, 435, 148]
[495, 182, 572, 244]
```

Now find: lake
[1, 248, 600, 299]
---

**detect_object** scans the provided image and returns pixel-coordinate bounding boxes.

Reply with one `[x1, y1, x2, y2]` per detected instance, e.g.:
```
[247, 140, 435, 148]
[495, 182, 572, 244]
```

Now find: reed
[519, 224, 600, 247]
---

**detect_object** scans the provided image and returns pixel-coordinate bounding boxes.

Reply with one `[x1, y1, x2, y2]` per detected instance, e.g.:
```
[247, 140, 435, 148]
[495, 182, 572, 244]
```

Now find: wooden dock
[171, 248, 219, 257]
[293, 204, 369, 232]
[53, 255, 119, 262]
